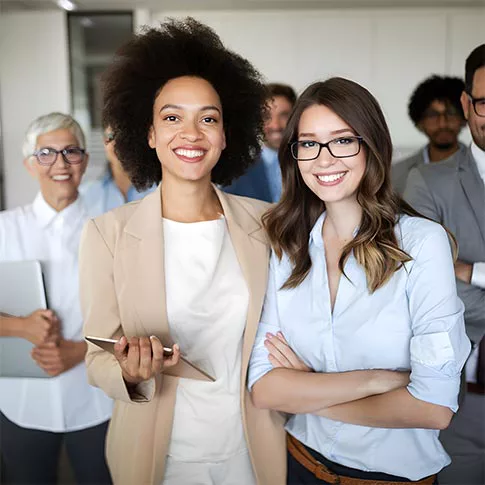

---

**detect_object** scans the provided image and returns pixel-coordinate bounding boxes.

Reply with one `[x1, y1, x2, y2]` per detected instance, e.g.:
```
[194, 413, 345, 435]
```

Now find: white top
[0, 193, 113, 432]
[248, 214, 471, 481]
[163, 217, 250, 462]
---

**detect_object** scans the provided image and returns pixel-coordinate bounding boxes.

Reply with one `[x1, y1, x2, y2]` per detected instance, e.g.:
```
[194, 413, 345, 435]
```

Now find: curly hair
[408, 75, 465, 125]
[267, 83, 297, 106]
[264, 77, 456, 293]
[101, 18, 268, 190]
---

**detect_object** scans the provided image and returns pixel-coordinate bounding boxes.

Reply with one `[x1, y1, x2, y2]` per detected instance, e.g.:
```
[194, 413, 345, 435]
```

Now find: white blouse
[0, 193, 113, 432]
[163, 216, 250, 463]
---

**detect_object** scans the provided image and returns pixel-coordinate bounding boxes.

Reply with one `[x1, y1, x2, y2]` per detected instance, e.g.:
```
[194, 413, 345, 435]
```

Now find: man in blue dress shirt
[224, 83, 296, 203]
[80, 125, 155, 215]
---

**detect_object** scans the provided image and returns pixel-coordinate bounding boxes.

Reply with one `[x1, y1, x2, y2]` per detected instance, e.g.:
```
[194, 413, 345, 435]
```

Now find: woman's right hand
[114, 335, 180, 386]
[21, 309, 60, 346]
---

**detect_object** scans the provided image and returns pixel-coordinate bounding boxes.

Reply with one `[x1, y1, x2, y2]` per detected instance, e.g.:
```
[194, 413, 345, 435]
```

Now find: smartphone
[85, 336, 174, 356]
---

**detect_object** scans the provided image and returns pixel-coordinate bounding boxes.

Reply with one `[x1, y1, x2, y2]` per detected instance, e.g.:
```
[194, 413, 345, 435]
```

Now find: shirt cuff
[471, 262, 485, 289]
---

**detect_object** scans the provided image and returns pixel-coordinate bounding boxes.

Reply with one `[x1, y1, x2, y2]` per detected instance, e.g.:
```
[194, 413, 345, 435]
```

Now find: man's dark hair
[408, 75, 465, 126]
[267, 83, 297, 106]
[102, 18, 267, 190]
[465, 44, 485, 94]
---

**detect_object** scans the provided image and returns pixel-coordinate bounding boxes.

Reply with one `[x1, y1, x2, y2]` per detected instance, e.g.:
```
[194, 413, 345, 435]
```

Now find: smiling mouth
[51, 174, 72, 181]
[174, 148, 206, 159]
[316, 172, 347, 183]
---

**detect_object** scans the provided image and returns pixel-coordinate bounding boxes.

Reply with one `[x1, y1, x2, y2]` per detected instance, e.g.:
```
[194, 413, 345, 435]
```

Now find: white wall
[151, 7, 485, 158]
[0, 10, 71, 210]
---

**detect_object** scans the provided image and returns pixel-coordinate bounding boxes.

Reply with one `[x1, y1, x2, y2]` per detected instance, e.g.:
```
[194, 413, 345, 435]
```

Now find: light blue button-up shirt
[248, 213, 471, 480]
[260, 145, 282, 203]
[80, 168, 155, 217]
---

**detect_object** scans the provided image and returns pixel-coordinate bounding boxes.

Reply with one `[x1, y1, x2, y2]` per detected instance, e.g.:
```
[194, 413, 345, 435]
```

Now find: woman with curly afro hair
[79, 17, 286, 485]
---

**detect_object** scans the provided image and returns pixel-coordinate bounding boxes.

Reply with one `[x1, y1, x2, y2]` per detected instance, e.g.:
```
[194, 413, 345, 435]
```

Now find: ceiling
[2, 0, 485, 12]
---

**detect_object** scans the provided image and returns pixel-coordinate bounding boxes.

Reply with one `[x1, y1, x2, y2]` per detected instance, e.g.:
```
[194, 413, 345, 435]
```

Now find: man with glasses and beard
[393, 75, 466, 194]
[224, 83, 296, 202]
[405, 44, 485, 485]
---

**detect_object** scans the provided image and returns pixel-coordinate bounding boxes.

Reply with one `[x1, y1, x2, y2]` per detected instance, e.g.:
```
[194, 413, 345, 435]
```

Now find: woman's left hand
[265, 332, 313, 372]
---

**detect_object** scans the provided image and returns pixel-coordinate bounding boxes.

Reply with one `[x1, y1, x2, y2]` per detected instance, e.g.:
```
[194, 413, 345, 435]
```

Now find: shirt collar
[309, 212, 326, 248]
[261, 145, 278, 164]
[471, 141, 485, 182]
[32, 192, 86, 229]
[422, 146, 431, 165]
[308, 211, 360, 248]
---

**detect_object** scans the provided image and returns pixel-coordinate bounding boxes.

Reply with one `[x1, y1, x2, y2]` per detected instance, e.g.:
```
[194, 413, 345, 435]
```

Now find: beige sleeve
[79, 219, 155, 403]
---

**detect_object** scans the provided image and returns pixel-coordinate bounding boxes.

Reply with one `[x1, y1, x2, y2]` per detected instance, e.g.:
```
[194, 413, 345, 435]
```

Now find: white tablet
[0, 260, 51, 378]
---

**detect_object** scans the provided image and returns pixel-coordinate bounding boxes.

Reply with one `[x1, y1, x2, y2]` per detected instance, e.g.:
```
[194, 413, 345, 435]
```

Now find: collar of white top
[32, 192, 85, 229]
[471, 141, 485, 184]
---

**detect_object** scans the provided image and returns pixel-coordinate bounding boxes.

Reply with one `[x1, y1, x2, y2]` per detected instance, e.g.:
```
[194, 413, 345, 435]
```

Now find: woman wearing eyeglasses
[0, 112, 113, 484]
[248, 78, 471, 485]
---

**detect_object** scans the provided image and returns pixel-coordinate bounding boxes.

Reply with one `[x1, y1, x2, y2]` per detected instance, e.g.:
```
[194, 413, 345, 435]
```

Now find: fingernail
[266, 332, 273, 338]
[277, 331, 283, 337]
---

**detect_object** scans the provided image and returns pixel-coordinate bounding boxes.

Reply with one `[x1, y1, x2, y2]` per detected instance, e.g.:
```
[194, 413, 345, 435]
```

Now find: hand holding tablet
[86, 335, 179, 385]
[85, 335, 215, 382]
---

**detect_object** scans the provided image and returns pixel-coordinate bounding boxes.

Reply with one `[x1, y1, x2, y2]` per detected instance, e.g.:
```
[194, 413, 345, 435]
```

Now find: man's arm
[404, 168, 485, 343]
[455, 279, 485, 343]
[403, 167, 441, 221]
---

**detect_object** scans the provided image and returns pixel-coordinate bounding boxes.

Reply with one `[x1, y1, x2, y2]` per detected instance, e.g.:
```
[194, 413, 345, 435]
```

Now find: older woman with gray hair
[0, 112, 112, 484]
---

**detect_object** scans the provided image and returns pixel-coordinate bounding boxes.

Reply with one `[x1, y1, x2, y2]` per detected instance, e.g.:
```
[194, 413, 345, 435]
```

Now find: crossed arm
[251, 332, 452, 430]
[250, 228, 470, 431]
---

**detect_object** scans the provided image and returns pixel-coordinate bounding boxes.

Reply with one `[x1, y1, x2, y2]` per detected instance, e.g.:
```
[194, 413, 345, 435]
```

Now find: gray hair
[22, 112, 86, 159]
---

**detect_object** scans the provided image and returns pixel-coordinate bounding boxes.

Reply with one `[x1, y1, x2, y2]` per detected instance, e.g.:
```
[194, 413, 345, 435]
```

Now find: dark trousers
[287, 445, 439, 485]
[0, 412, 112, 485]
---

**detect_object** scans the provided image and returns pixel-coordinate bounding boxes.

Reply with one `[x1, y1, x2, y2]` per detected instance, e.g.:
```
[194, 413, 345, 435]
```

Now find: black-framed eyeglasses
[467, 94, 485, 117]
[290, 136, 364, 161]
[32, 147, 86, 166]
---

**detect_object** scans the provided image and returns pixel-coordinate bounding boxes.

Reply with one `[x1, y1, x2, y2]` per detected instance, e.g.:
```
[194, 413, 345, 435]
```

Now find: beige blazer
[79, 185, 286, 485]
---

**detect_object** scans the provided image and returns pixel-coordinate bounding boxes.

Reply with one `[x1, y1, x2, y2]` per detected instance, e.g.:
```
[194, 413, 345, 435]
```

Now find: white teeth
[175, 149, 205, 158]
[317, 172, 346, 183]
[52, 175, 71, 181]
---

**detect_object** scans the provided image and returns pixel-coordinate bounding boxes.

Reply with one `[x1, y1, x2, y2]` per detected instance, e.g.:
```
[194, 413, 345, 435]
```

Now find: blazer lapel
[122, 186, 212, 381]
[215, 188, 270, 385]
[459, 150, 485, 245]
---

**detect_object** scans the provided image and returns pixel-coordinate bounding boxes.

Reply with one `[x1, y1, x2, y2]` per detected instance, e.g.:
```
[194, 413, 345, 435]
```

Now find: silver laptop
[0, 260, 52, 378]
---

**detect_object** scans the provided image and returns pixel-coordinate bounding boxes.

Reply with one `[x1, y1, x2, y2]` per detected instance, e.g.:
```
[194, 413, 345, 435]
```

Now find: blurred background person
[224, 83, 296, 202]
[80, 122, 155, 215]
[404, 44, 485, 485]
[393, 75, 466, 193]
[0, 112, 112, 485]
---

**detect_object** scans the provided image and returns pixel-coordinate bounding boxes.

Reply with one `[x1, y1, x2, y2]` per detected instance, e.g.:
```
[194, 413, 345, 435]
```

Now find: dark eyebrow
[159, 104, 221, 114]
[298, 129, 355, 138]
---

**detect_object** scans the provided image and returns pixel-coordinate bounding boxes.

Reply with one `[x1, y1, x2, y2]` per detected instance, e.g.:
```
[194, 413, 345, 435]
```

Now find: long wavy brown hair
[264, 77, 456, 292]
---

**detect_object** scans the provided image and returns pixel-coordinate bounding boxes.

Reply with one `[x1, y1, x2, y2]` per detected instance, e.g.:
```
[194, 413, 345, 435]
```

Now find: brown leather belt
[287, 434, 436, 485]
